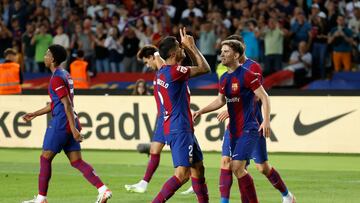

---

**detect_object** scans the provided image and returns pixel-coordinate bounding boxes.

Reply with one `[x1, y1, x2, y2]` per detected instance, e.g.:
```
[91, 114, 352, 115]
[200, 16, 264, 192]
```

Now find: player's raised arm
[154, 51, 165, 68]
[179, 27, 210, 78]
[22, 103, 51, 122]
[193, 93, 226, 121]
[254, 85, 271, 138]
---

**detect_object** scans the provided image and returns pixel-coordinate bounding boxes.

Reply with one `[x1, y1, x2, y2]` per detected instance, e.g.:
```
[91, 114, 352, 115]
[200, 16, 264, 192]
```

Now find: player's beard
[176, 50, 185, 63]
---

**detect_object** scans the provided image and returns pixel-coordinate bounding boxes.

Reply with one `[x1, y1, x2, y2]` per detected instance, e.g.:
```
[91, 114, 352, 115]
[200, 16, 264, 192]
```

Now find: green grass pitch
[1, 148, 360, 203]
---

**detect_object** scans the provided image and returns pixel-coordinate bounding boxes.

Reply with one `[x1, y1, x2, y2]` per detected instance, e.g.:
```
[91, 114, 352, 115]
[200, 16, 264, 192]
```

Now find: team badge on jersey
[232, 83, 239, 92]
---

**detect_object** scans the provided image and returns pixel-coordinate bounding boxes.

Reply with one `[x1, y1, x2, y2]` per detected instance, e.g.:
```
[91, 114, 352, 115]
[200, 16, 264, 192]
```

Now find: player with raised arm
[216, 35, 296, 203]
[152, 28, 210, 203]
[22, 45, 112, 203]
[124, 45, 167, 193]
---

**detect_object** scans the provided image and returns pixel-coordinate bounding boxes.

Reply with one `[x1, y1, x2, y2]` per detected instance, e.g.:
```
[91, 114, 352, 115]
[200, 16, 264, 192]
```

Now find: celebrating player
[22, 45, 112, 203]
[124, 45, 167, 193]
[216, 35, 296, 203]
[193, 39, 269, 203]
[152, 28, 210, 203]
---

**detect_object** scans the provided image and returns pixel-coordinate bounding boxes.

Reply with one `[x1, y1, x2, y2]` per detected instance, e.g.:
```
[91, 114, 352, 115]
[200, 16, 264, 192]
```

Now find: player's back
[219, 66, 261, 138]
[153, 75, 165, 135]
[155, 64, 193, 136]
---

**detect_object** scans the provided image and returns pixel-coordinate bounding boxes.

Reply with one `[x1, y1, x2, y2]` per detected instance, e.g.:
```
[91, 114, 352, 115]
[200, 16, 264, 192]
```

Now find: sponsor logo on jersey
[231, 83, 238, 91]
[225, 97, 240, 103]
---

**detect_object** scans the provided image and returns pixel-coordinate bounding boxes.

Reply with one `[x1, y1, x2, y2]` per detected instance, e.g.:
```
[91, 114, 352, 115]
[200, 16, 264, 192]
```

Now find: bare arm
[253, 85, 271, 137]
[31, 35, 37, 45]
[193, 93, 226, 121]
[328, 32, 337, 44]
[22, 103, 51, 121]
[60, 95, 83, 142]
[179, 28, 211, 78]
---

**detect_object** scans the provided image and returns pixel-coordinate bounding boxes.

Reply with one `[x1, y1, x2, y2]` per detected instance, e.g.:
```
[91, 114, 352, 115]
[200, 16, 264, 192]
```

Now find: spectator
[277, 0, 295, 18]
[0, 17, 12, 62]
[222, 0, 235, 18]
[53, 25, 70, 50]
[9, 0, 27, 31]
[345, 0, 360, 18]
[87, 0, 102, 19]
[104, 26, 123, 72]
[158, 0, 176, 19]
[76, 18, 95, 73]
[97, 7, 112, 27]
[199, 21, 217, 72]
[11, 18, 22, 51]
[348, 6, 360, 36]
[262, 18, 286, 75]
[290, 11, 311, 49]
[284, 40, 312, 85]
[181, 0, 203, 19]
[239, 19, 260, 61]
[98, 0, 116, 16]
[22, 22, 37, 72]
[328, 15, 354, 72]
[121, 27, 140, 72]
[325, 1, 339, 30]
[132, 78, 150, 95]
[93, 23, 110, 72]
[308, 4, 321, 24]
[31, 24, 53, 72]
[310, 11, 329, 79]
[66, 9, 80, 35]
[132, 18, 152, 48]
[1, 0, 11, 27]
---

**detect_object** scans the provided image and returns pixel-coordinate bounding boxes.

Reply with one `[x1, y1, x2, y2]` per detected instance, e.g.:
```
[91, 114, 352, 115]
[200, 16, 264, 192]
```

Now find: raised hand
[179, 27, 195, 49]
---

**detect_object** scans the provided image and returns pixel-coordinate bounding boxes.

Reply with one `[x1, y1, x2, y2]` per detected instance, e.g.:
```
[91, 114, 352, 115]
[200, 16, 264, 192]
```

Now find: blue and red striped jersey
[153, 75, 164, 135]
[48, 68, 80, 132]
[219, 65, 261, 138]
[155, 64, 193, 135]
[242, 58, 263, 124]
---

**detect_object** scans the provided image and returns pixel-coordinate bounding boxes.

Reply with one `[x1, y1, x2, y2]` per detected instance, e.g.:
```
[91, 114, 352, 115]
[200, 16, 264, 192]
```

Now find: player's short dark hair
[48, 44, 67, 66]
[221, 40, 245, 56]
[226, 34, 244, 43]
[4, 48, 17, 57]
[77, 49, 85, 58]
[137, 45, 158, 60]
[158, 36, 178, 60]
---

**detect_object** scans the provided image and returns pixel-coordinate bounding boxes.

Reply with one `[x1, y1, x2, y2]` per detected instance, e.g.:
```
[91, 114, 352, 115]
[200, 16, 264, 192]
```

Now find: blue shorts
[152, 132, 165, 144]
[251, 134, 268, 164]
[152, 119, 165, 144]
[42, 119, 81, 154]
[222, 129, 231, 157]
[168, 132, 203, 168]
[230, 130, 260, 161]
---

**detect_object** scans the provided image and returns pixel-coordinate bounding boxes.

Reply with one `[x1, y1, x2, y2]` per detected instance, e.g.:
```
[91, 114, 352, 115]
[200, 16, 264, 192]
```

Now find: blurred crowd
[1, 0, 359, 82]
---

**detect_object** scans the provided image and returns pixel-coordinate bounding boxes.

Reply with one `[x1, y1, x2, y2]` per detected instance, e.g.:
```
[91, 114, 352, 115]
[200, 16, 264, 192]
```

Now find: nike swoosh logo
[294, 110, 355, 136]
